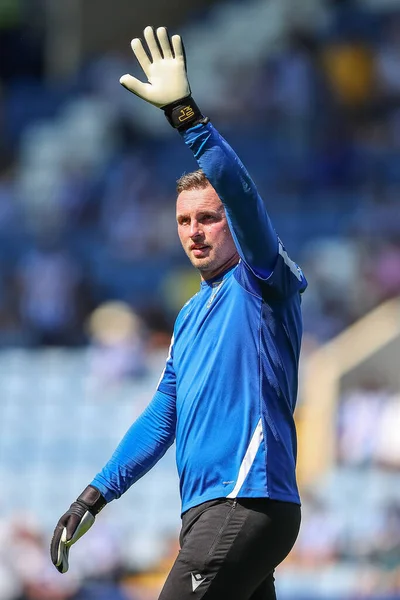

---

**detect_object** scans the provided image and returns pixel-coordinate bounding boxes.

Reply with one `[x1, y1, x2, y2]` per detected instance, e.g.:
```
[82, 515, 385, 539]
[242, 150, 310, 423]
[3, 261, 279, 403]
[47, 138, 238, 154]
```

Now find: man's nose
[190, 220, 202, 237]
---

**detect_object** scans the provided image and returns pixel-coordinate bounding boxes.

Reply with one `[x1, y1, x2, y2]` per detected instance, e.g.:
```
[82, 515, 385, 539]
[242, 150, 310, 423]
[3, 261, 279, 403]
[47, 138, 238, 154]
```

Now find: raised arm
[120, 26, 278, 277]
[181, 123, 278, 277]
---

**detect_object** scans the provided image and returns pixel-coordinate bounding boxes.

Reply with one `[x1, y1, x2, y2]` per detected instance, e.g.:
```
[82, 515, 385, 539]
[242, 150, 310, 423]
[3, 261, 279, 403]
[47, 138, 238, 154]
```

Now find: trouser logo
[191, 572, 206, 591]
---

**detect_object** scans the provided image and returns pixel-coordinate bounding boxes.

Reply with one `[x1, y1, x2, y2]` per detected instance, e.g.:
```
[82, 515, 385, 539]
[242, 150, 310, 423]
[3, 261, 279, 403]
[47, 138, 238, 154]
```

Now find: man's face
[176, 185, 239, 280]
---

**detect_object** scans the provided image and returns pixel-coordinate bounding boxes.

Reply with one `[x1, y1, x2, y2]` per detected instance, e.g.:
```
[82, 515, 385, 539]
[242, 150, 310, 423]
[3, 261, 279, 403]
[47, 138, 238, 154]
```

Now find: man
[50, 26, 307, 600]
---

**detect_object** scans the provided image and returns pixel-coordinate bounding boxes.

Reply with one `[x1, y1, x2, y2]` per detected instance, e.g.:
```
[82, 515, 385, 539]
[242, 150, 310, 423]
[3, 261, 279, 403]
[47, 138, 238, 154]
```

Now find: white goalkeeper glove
[50, 485, 106, 573]
[120, 26, 208, 130]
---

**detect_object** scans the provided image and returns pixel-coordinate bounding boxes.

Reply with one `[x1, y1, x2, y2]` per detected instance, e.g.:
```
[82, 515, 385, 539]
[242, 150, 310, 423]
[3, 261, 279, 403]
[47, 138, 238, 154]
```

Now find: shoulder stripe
[278, 242, 302, 281]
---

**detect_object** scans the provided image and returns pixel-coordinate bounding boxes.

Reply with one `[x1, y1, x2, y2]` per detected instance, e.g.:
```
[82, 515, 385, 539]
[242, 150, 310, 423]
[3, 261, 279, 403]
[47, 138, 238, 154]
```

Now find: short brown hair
[176, 169, 210, 194]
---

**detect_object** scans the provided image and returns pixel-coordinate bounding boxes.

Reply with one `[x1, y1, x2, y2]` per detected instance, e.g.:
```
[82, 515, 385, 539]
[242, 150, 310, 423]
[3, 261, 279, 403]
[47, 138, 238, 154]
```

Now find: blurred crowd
[0, 0, 399, 352]
[338, 383, 400, 471]
[0, 0, 400, 599]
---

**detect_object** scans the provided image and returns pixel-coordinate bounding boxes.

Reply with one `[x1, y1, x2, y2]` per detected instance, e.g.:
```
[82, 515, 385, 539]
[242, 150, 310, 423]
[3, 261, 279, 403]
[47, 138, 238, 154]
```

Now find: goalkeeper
[50, 26, 307, 600]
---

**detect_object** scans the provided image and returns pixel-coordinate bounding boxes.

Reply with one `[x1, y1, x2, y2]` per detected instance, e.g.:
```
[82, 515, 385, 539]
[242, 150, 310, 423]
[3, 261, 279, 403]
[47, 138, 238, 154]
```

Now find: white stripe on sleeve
[156, 334, 174, 388]
[278, 241, 302, 281]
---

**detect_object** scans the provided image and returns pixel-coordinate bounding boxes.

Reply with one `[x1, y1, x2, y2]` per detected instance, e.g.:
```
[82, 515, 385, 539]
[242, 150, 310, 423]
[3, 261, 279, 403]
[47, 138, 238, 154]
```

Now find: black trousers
[158, 497, 301, 600]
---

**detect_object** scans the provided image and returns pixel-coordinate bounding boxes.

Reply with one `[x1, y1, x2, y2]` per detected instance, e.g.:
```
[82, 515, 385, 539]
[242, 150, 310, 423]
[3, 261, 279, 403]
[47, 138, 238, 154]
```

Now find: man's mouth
[190, 244, 209, 256]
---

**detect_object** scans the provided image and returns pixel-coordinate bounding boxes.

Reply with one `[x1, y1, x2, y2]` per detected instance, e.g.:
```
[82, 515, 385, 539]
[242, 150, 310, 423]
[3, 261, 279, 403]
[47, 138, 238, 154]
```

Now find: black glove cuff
[76, 485, 107, 516]
[163, 96, 209, 131]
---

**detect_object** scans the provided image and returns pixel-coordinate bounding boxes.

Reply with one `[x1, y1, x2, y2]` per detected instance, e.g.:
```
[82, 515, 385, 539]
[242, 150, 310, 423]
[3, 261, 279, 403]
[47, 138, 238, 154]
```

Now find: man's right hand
[120, 26, 208, 131]
[120, 26, 190, 109]
[50, 485, 106, 573]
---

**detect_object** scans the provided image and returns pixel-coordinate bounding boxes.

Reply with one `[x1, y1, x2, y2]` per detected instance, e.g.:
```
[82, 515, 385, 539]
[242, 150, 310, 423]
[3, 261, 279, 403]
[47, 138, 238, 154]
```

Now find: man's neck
[200, 255, 239, 281]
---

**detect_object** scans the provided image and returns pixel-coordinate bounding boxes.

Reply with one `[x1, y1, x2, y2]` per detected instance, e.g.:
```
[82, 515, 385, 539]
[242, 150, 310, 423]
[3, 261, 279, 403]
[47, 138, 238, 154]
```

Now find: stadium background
[0, 0, 399, 598]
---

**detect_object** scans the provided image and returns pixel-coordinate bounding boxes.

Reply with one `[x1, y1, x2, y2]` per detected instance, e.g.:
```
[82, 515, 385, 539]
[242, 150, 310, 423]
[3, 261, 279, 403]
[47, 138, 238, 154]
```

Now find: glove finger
[156, 27, 172, 59]
[144, 26, 162, 62]
[65, 512, 84, 542]
[50, 526, 69, 573]
[50, 524, 64, 567]
[131, 38, 152, 77]
[119, 74, 150, 99]
[171, 35, 184, 61]
[58, 528, 70, 573]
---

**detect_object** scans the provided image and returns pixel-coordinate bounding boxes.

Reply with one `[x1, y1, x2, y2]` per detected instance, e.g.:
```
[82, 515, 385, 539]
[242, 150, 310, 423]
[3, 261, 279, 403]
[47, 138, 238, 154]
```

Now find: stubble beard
[190, 255, 214, 273]
[186, 247, 215, 274]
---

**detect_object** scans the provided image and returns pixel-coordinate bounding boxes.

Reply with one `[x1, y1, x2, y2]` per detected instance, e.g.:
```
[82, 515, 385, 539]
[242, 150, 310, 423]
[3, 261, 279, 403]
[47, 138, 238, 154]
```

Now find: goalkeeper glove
[50, 485, 106, 573]
[119, 26, 208, 131]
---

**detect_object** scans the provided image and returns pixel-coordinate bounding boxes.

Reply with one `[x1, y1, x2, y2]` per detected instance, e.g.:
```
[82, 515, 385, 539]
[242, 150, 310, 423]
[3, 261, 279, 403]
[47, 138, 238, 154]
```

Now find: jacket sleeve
[91, 387, 176, 502]
[181, 122, 278, 279]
